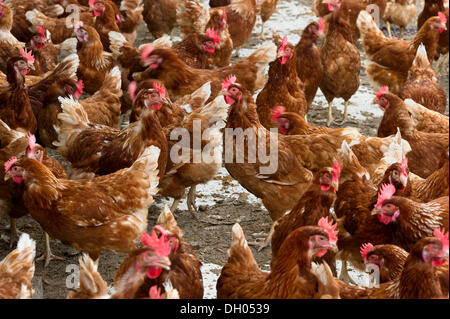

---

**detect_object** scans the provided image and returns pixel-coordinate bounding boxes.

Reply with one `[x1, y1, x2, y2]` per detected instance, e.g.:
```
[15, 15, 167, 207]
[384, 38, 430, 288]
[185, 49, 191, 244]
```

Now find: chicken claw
[332, 101, 357, 126]
[36, 232, 65, 267]
[248, 221, 278, 251]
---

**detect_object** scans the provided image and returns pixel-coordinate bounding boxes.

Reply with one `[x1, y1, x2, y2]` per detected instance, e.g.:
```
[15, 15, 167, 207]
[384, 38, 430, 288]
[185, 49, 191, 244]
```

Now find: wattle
[12, 176, 23, 184]
[224, 95, 235, 105]
[146, 267, 162, 279]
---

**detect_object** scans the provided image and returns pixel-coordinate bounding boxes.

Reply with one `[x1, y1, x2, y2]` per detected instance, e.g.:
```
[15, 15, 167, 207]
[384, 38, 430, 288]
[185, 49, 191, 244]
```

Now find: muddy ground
[0, 0, 448, 299]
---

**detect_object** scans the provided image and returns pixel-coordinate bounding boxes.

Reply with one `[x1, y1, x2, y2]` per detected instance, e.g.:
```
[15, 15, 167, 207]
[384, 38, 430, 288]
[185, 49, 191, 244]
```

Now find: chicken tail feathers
[53, 96, 90, 155]
[0, 233, 36, 299]
[58, 38, 78, 61]
[176, 0, 210, 36]
[67, 254, 109, 299]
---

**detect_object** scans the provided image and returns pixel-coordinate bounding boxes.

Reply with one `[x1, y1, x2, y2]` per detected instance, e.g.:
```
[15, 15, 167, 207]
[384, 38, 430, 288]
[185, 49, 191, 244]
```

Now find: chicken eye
[393, 171, 398, 177]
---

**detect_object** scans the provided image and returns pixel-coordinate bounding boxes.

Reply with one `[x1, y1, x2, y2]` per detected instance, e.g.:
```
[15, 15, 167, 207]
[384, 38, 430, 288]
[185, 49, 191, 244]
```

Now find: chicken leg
[333, 101, 357, 126]
[8, 218, 22, 248]
[170, 198, 181, 213]
[186, 185, 198, 215]
[316, 101, 334, 127]
[36, 232, 65, 267]
[398, 27, 404, 39]
[234, 47, 241, 58]
[259, 22, 266, 40]
[386, 21, 392, 37]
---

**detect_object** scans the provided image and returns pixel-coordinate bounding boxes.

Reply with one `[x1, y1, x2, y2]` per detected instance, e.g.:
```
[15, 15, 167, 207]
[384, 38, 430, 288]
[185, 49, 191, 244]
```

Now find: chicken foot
[248, 220, 279, 251]
[315, 101, 334, 126]
[332, 101, 358, 126]
[36, 232, 65, 267]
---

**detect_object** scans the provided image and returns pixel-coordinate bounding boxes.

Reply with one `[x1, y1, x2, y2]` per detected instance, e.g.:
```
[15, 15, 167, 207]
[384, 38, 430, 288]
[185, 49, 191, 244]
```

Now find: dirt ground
[0, 0, 448, 299]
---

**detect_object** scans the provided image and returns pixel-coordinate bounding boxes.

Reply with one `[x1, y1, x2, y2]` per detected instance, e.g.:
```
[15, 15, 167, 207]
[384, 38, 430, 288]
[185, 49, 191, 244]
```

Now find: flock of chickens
[0, 0, 448, 299]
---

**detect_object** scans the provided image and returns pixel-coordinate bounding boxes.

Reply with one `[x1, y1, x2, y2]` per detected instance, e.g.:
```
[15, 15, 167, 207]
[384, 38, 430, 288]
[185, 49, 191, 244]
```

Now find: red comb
[128, 81, 137, 100]
[4, 157, 17, 173]
[221, 74, 236, 91]
[20, 48, 35, 65]
[149, 286, 164, 299]
[318, 217, 338, 244]
[88, 0, 96, 8]
[400, 158, 408, 177]
[318, 17, 325, 33]
[141, 228, 171, 257]
[221, 9, 227, 23]
[27, 132, 36, 152]
[36, 26, 47, 40]
[205, 27, 220, 44]
[375, 183, 396, 208]
[116, 14, 122, 24]
[433, 227, 449, 253]
[332, 161, 341, 184]
[272, 106, 285, 122]
[438, 12, 447, 25]
[152, 82, 166, 99]
[141, 45, 154, 62]
[376, 86, 389, 100]
[360, 243, 374, 260]
[279, 35, 288, 53]
[327, 0, 341, 11]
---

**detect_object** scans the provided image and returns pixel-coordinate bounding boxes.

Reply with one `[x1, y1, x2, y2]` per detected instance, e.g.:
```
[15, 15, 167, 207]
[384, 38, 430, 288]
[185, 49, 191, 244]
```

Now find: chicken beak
[4, 171, 12, 181]
[399, 174, 408, 189]
[329, 242, 339, 253]
[156, 256, 171, 271]
[371, 207, 381, 216]
[277, 51, 284, 59]
[28, 63, 35, 71]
